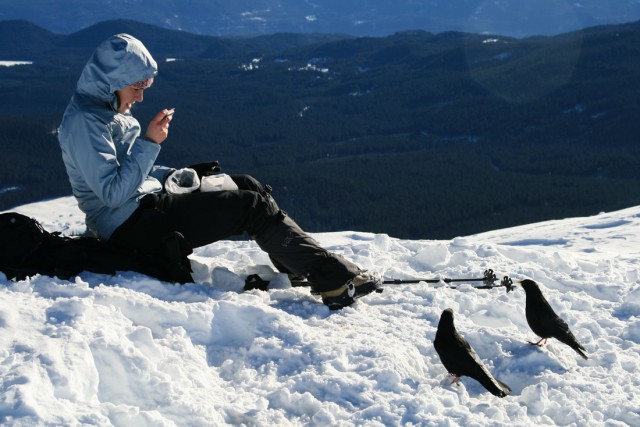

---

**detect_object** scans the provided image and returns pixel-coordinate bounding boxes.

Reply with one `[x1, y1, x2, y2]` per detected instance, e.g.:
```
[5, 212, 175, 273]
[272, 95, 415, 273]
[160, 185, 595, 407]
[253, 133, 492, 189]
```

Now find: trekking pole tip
[502, 276, 514, 293]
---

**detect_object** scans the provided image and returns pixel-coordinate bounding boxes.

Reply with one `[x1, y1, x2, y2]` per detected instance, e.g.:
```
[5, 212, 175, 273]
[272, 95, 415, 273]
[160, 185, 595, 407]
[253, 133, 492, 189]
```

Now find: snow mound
[1, 197, 639, 426]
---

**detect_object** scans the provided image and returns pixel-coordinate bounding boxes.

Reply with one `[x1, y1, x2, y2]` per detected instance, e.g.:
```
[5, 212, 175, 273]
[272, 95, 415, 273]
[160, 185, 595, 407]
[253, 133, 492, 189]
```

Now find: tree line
[1, 22, 639, 239]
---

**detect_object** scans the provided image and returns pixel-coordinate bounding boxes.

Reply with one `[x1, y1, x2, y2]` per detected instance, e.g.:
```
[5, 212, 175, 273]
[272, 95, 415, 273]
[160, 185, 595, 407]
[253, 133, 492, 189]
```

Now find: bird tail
[562, 336, 589, 360]
[478, 375, 512, 398]
[573, 345, 588, 360]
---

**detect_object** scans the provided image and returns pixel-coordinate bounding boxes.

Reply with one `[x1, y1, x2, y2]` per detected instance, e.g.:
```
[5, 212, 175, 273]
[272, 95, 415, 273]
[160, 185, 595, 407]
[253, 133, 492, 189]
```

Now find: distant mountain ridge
[0, 19, 353, 61]
[1, 0, 640, 38]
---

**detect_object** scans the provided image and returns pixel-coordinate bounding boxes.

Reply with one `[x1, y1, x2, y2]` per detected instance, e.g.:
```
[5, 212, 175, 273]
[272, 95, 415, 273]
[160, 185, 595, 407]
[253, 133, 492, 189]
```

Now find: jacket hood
[76, 34, 158, 103]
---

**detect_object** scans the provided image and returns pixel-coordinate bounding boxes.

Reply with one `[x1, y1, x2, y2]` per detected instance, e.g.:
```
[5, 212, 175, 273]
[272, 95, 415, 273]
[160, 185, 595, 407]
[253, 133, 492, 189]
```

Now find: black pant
[109, 175, 360, 291]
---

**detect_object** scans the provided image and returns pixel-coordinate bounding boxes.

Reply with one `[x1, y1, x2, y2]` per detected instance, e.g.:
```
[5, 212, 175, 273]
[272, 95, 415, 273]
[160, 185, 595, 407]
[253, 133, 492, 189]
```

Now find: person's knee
[239, 190, 284, 236]
[230, 174, 263, 192]
[254, 191, 281, 219]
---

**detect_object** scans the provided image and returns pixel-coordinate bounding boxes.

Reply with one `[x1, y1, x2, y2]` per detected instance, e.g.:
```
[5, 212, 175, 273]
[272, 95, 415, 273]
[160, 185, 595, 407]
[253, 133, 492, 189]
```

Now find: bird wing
[446, 332, 511, 397]
[527, 302, 588, 359]
[526, 297, 562, 338]
[434, 310, 511, 397]
[552, 318, 589, 359]
[462, 336, 511, 397]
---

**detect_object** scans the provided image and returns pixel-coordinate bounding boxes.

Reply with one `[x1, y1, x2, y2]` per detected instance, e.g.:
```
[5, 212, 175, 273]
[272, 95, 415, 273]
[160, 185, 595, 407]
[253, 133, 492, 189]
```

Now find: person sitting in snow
[57, 33, 382, 309]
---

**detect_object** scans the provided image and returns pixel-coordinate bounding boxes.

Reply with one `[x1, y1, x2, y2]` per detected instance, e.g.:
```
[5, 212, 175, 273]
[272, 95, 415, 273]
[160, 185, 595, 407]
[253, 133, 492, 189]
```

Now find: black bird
[434, 308, 511, 397]
[517, 279, 588, 360]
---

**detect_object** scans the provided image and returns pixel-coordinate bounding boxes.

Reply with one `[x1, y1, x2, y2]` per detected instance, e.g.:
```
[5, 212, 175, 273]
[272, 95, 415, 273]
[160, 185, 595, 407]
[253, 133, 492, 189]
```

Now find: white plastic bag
[200, 173, 239, 192]
[165, 168, 201, 194]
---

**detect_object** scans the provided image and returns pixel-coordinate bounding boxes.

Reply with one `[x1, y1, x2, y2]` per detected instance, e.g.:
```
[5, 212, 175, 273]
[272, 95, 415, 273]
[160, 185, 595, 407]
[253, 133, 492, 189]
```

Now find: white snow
[0, 61, 33, 67]
[1, 196, 639, 426]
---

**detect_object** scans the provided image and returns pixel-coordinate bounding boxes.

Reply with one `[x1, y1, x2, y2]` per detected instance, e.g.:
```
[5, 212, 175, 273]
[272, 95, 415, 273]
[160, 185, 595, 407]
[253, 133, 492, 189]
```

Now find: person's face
[115, 85, 145, 113]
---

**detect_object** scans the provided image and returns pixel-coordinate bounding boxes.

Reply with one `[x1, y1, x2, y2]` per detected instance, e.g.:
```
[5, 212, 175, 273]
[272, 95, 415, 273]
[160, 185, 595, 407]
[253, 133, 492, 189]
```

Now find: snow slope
[1, 196, 639, 426]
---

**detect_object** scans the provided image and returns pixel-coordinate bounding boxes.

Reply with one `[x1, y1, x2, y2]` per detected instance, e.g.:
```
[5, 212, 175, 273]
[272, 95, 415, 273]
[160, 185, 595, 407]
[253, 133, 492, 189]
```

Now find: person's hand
[188, 161, 221, 178]
[145, 108, 174, 144]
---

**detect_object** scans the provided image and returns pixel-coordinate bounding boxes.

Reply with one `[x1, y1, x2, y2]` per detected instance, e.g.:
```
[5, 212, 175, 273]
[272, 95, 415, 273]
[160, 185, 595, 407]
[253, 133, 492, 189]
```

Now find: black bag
[0, 212, 193, 283]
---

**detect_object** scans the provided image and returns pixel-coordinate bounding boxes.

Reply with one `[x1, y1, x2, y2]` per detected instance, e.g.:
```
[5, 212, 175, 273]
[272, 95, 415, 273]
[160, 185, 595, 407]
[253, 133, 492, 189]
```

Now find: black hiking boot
[321, 271, 383, 310]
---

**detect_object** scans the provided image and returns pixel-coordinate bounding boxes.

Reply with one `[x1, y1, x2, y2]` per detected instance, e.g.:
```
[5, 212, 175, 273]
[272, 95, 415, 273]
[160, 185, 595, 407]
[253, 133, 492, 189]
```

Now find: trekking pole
[372, 269, 512, 292]
[245, 269, 514, 293]
[382, 269, 497, 286]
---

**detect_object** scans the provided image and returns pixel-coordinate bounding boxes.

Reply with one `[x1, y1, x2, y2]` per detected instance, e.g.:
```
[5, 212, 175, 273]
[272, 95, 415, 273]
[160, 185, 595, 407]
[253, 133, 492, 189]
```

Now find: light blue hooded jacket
[58, 34, 174, 240]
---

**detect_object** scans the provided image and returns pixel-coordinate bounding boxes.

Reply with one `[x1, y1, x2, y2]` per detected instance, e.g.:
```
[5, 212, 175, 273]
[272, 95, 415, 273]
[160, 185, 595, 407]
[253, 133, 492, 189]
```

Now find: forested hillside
[1, 19, 639, 239]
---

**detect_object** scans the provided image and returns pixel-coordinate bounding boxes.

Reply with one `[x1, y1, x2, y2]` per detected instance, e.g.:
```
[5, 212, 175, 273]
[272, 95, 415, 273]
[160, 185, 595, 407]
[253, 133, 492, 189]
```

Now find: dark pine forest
[1, 19, 639, 239]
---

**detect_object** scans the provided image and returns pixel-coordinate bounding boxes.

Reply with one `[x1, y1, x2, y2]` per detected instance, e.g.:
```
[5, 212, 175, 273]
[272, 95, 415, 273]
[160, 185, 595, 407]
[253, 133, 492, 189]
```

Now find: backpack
[0, 212, 193, 283]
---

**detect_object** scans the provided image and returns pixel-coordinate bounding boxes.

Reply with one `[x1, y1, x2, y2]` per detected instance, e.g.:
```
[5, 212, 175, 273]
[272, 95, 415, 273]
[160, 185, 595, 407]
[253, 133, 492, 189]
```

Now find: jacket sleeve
[66, 111, 161, 208]
[149, 165, 176, 184]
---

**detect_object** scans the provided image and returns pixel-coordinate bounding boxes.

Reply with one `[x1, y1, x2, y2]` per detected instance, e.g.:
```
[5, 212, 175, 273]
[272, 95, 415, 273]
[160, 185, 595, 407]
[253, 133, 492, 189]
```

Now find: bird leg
[527, 338, 547, 346]
[450, 375, 461, 385]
